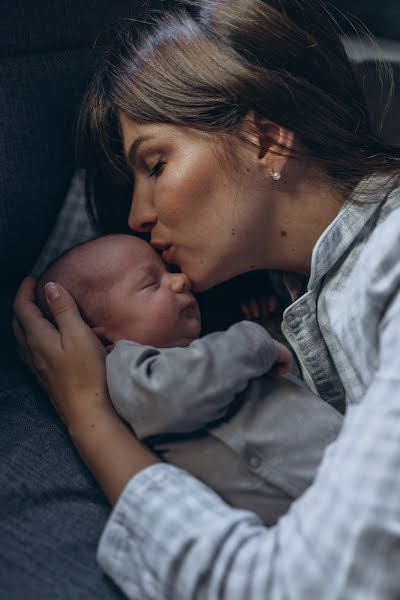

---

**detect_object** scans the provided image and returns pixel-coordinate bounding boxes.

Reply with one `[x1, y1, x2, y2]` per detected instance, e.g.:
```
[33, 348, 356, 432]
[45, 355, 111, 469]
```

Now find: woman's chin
[180, 258, 233, 293]
[191, 271, 234, 293]
[189, 280, 206, 293]
[179, 268, 208, 293]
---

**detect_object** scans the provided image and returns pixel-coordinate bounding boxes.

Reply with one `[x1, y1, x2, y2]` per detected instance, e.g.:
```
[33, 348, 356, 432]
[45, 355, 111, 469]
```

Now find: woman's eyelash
[148, 160, 165, 178]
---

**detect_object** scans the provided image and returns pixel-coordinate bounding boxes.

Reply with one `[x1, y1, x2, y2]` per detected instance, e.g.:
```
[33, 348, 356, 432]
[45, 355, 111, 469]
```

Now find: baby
[36, 234, 342, 525]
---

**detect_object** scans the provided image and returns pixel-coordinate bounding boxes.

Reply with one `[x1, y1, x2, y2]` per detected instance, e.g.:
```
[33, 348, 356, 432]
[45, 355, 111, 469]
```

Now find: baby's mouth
[180, 295, 200, 319]
[181, 305, 198, 318]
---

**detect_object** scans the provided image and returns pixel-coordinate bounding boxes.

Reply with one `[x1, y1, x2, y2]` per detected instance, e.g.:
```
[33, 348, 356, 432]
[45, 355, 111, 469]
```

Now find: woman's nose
[169, 273, 191, 294]
[128, 190, 157, 233]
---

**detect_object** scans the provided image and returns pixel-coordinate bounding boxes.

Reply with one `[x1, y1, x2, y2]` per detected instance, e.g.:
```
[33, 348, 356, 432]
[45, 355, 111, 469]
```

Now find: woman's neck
[262, 177, 346, 276]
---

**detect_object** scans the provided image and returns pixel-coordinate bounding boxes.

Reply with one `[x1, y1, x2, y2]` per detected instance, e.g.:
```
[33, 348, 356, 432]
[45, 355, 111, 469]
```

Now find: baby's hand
[270, 341, 293, 377]
[240, 295, 278, 320]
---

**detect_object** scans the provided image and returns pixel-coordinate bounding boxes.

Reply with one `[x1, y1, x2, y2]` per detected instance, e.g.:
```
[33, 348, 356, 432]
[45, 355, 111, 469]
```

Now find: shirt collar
[307, 176, 393, 291]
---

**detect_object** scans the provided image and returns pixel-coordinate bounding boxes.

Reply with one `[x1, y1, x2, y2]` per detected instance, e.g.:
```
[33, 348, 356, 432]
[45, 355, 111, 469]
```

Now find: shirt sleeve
[97, 290, 400, 599]
[106, 321, 278, 439]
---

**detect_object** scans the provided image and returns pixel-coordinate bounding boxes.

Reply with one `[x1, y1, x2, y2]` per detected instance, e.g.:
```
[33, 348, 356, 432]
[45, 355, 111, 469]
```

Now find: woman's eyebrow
[127, 136, 154, 165]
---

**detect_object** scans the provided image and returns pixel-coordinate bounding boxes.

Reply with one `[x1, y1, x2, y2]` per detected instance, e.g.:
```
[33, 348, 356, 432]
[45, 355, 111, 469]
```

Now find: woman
[13, 0, 400, 598]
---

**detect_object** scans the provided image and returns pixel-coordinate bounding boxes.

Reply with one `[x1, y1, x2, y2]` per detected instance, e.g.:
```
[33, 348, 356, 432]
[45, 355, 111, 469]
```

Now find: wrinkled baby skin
[89, 235, 202, 348]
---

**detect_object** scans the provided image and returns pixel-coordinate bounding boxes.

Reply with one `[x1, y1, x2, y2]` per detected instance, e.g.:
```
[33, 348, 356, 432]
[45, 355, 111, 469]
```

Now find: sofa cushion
[0, 368, 123, 599]
[0, 49, 96, 286]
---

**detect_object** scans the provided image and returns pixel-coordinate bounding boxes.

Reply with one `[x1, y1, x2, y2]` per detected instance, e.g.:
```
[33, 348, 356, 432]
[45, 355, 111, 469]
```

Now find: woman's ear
[247, 110, 295, 177]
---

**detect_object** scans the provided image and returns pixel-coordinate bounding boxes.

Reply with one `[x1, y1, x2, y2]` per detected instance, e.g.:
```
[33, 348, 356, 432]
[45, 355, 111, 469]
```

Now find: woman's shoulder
[325, 186, 400, 397]
[361, 188, 400, 306]
[336, 182, 400, 327]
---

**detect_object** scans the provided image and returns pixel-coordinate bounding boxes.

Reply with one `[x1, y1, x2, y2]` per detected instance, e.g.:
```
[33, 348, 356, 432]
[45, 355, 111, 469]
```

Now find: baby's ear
[92, 325, 112, 348]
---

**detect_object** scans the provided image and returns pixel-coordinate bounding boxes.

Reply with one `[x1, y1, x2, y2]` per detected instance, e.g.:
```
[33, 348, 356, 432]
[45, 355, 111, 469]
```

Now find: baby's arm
[107, 321, 290, 439]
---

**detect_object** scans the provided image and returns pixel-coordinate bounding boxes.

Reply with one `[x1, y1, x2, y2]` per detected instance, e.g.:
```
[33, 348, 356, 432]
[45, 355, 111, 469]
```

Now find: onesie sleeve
[106, 321, 278, 438]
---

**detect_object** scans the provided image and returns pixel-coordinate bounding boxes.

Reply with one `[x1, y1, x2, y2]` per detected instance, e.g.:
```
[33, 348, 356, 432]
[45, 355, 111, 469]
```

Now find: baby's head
[36, 234, 201, 348]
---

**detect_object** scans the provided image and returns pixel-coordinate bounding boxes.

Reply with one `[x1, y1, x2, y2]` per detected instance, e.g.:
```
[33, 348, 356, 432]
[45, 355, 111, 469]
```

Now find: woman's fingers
[12, 316, 48, 388]
[44, 283, 107, 366]
[44, 282, 89, 337]
[13, 278, 86, 344]
[13, 277, 60, 375]
[13, 276, 55, 339]
[12, 316, 33, 369]
[12, 278, 109, 430]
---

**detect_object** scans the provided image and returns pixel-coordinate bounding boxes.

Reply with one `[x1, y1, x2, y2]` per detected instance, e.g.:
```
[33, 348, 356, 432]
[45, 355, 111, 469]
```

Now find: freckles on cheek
[159, 158, 214, 224]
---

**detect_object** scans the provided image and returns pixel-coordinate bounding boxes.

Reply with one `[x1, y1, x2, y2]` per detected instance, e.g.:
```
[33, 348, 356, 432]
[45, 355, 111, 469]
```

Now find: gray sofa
[0, 1, 399, 598]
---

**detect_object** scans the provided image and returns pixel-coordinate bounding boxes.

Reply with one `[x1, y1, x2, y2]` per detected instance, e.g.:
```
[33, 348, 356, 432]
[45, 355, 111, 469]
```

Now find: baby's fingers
[249, 299, 260, 319]
[240, 303, 250, 319]
[264, 296, 278, 316]
[240, 299, 260, 320]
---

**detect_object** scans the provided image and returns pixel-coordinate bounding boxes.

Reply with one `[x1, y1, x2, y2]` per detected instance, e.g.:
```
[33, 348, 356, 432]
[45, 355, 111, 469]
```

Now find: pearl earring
[271, 170, 282, 181]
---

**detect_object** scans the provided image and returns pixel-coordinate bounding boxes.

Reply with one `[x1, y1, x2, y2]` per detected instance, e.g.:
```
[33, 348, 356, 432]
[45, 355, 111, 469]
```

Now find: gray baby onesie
[106, 321, 342, 524]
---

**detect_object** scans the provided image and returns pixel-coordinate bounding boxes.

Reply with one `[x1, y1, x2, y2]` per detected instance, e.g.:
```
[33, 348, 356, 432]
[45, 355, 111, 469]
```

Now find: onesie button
[244, 448, 262, 470]
[249, 454, 261, 469]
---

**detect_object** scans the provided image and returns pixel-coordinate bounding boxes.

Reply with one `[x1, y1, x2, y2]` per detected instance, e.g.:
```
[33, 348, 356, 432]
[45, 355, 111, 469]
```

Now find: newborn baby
[36, 234, 342, 525]
[36, 233, 203, 349]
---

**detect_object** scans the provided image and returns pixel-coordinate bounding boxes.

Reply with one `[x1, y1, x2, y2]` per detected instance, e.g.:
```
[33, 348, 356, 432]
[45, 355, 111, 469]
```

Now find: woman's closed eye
[147, 159, 166, 179]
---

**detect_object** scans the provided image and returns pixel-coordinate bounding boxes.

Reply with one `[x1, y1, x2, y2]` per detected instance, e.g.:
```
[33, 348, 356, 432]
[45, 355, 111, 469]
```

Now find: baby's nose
[170, 273, 191, 293]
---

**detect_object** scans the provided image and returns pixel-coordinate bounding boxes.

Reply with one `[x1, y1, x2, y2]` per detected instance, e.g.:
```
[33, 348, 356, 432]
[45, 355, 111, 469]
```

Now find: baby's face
[97, 237, 201, 347]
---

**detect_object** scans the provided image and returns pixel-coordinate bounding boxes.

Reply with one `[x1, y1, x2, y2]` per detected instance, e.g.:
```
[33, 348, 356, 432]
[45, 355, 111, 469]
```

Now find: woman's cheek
[157, 160, 211, 225]
[156, 175, 187, 225]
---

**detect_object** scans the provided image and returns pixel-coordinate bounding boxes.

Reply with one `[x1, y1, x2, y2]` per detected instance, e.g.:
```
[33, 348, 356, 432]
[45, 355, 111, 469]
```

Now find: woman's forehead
[119, 114, 176, 140]
[119, 113, 209, 153]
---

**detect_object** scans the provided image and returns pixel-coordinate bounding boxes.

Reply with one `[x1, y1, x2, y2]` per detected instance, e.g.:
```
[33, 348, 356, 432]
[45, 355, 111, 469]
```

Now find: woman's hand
[12, 277, 161, 504]
[12, 277, 112, 429]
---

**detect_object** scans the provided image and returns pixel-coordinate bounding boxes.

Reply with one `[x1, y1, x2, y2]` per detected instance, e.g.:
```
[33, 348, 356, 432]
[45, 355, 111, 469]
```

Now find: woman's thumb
[45, 282, 81, 330]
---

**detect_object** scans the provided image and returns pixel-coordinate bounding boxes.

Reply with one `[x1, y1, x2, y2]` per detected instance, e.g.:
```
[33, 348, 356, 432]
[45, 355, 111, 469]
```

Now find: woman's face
[119, 114, 274, 291]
